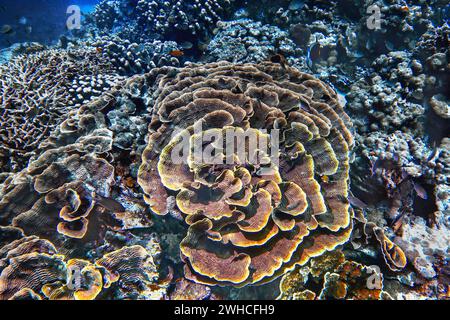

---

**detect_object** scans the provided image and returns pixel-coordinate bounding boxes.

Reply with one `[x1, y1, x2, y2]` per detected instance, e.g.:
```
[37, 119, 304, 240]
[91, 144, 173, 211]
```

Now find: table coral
[137, 60, 354, 286]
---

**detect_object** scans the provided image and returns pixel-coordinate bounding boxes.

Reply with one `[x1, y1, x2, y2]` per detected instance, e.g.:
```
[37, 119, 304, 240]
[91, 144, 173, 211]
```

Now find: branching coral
[76, 35, 181, 76]
[0, 79, 128, 249]
[0, 49, 122, 173]
[137, 60, 354, 286]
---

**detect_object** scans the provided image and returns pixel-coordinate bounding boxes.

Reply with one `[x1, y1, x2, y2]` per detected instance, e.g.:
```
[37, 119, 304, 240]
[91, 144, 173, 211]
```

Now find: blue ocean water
[0, 0, 101, 48]
[72, 0, 99, 13]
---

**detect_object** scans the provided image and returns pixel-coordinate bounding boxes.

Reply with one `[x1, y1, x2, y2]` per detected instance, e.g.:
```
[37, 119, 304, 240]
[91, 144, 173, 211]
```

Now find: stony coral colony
[0, 0, 449, 300]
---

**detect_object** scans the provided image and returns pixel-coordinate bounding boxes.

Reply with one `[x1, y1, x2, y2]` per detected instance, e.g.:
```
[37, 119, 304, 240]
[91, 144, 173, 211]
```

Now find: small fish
[348, 194, 368, 209]
[169, 49, 184, 57]
[18, 17, 28, 25]
[0, 25, 13, 35]
[399, 5, 409, 13]
[25, 26, 32, 34]
[179, 41, 193, 50]
[307, 41, 321, 70]
[124, 176, 135, 188]
[309, 42, 321, 61]
[413, 182, 428, 200]
[426, 142, 439, 162]
[321, 175, 329, 183]
[392, 217, 403, 235]
[94, 194, 126, 213]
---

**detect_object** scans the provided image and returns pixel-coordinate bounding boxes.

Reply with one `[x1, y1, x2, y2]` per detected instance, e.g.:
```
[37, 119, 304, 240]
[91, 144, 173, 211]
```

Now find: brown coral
[0, 236, 67, 300]
[278, 250, 391, 300]
[138, 60, 354, 286]
[0, 88, 121, 245]
[0, 229, 163, 300]
[95, 245, 164, 299]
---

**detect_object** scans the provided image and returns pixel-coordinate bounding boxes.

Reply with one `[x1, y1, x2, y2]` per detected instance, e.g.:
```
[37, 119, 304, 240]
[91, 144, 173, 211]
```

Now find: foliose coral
[137, 60, 354, 286]
[86, 0, 239, 44]
[0, 229, 163, 300]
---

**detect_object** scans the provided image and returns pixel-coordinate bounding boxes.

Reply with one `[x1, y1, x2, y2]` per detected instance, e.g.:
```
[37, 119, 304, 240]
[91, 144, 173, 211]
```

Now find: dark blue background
[0, 0, 101, 48]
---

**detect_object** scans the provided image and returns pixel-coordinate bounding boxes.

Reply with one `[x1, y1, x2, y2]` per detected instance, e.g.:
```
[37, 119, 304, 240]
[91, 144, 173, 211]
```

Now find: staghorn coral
[137, 60, 354, 286]
[0, 48, 122, 173]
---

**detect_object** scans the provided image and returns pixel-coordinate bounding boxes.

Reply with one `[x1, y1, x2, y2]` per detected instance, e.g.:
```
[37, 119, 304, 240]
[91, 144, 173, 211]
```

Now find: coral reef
[278, 250, 392, 300]
[137, 60, 354, 286]
[204, 19, 301, 64]
[0, 48, 123, 173]
[0, 0, 448, 301]
[73, 35, 181, 76]
[84, 0, 239, 44]
[0, 229, 164, 300]
[347, 48, 448, 137]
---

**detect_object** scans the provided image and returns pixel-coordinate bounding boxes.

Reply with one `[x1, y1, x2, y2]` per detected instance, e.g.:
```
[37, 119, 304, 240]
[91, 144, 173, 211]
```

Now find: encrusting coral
[278, 250, 392, 300]
[137, 59, 355, 286]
